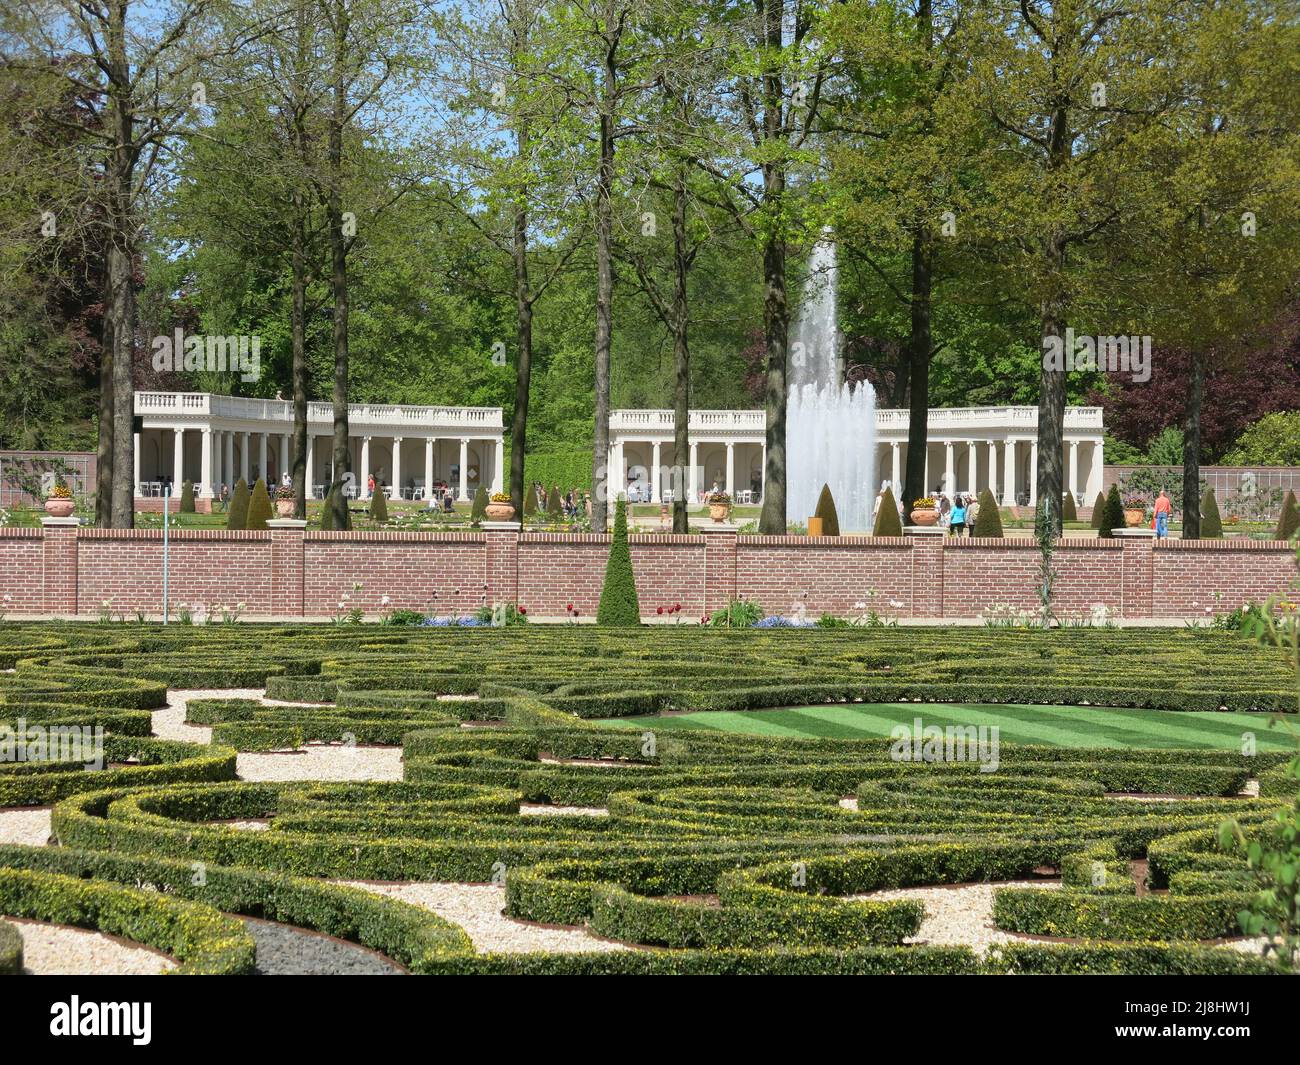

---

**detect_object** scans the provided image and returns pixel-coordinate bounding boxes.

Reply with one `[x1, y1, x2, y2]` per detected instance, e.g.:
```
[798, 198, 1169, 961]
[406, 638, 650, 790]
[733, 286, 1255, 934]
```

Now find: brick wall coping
[944, 537, 1121, 550]
[737, 534, 911, 547]
[522, 532, 705, 544]
[1155, 538, 1295, 551]
[0, 528, 42, 538]
[304, 530, 486, 543]
[78, 527, 272, 541]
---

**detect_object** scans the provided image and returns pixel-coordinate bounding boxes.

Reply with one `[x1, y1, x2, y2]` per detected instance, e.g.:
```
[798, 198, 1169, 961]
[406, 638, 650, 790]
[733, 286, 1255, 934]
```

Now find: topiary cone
[547, 485, 562, 514]
[813, 483, 840, 536]
[1098, 484, 1125, 538]
[1276, 490, 1299, 541]
[596, 497, 640, 626]
[369, 485, 389, 524]
[1062, 492, 1077, 522]
[245, 479, 273, 530]
[180, 480, 195, 513]
[470, 486, 488, 522]
[972, 489, 1003, 538]
[873, 486, 903, 536]
[1199, 487, 1223, 539]
[226, 478, 250, 530]
[1090, 491, 1107, 529]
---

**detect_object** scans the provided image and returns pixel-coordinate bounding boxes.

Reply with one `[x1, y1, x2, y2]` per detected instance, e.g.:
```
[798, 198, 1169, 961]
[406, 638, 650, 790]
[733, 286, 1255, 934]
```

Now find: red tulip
[518, 606, 526, 615]
[656, 606, 664, 615]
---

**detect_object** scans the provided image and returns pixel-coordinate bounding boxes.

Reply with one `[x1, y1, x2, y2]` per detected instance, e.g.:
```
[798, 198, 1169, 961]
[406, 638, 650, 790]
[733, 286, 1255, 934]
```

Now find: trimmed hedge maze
[0, 624, 1297, 974]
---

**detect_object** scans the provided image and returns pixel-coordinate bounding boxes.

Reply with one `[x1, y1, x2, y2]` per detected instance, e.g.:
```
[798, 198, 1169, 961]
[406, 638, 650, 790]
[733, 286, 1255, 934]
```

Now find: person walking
[966, 492, 980, 530]
[1152, 489, 1172, 539]
[949, 494, 967, 537]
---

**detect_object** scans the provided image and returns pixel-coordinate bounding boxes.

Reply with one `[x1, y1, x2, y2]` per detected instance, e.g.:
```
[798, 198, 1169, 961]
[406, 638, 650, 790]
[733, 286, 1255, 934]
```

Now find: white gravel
[0, 807, 52, 847]
[334, 880, 630, 955]
[236, 745, 403, 783]
[4, 917, 176, 975]
[518, 805, 608, 817]
[849, 881, 1062, 956]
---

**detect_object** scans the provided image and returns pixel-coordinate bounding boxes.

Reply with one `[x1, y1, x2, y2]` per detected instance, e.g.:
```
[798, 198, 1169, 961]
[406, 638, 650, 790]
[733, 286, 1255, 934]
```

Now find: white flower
[853, 602, 866, 610]
[381, 595, 391, 606]
[338, 601, 346, 609]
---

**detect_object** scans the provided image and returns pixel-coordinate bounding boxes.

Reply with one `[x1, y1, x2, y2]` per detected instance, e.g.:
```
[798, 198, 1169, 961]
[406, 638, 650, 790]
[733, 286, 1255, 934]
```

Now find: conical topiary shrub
[179, 480, 195, 513]
[873, 486, 902, 536]
[318, 486, 335, 531]
[596, 497, 640, 626]
[369, 485, 389, 524]
[1062, 492, 1077, 522]
[523, 487, 537, 516]
[470, 486, 488, 522]
[1090, 491, 1107, 529]
[1098, 484, 1125, 538]
[1199, 487, 1223, 539]
[246, 479, 273, 530]
[1276, 490, 1300, 541]
[813, 483, 840, 536]
[226, 478, 250, 530]
[547, 485, 562, 515]
[972, 488, 1003, 538]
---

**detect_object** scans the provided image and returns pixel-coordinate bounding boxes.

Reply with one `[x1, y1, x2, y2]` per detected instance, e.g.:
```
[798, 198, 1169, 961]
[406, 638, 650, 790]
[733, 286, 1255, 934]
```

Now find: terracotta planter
[44, 498, 74, 518]
[708, 503, 731, 523]
[275, 498, 295, 518]
[910, 508, 938, 526]
[1123, 508, 1145, 528]
[485, 502, 516, 522]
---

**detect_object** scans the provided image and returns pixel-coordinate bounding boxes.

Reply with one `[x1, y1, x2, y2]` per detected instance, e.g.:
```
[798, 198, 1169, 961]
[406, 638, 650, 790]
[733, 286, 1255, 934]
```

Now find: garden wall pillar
[904, 527, 945, 618]
[702, 525, 737, 612]
[484, 521, 520, 607]
[1116, 529, 1154, 618]
[41, 518, 79, 616]
[267, 519, 307, 617]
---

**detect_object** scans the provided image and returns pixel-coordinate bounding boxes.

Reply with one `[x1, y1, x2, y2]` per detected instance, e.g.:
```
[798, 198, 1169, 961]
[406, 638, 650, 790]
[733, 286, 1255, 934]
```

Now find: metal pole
[162, 484, 170, 625]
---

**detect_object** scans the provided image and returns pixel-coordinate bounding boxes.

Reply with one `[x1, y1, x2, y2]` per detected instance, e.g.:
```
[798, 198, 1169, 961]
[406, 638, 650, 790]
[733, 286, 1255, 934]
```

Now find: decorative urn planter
[708, 502, 731, 523]
[275, 498, 295, 518]
[44, 497, 75, 518]
[807, 516, 824, 537]
[1123, 508, 1145, 528]
[485, 501, 516, 522]
[909, 508, 938, 526]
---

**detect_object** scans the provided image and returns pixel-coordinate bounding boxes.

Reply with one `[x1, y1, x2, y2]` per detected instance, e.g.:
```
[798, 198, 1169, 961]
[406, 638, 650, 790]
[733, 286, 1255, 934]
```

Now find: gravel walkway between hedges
[240, 917, 405, 975]
[153, 690, 403, 782]
[519, 804, 608, 817]
[0, 807, 52, 847]
[849, 881, 1062, 956]
[3, 917, 176, 975]
[334, 880, 631, 955]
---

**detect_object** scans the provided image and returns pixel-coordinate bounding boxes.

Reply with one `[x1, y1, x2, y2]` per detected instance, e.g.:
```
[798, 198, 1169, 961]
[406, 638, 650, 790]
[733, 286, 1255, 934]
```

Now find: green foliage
[1098, 484, 1126, 538]
[972, 489, 1003, 538]
[470, 486, 488, 522]
[180, 480, 195, 513]
[226, 478, 250, 530]
[0, 917, 19, 974]
[708, 599, 764, 628]
[523, 487, 537, 516]
[1276, 491, 1300, 542]
[1200, 488, 1223, 539]
[813, 484, 840, 536]
[318, 487, 336, 531]
[369, 486, 389, 524]
[872, 486, 902, 536]
[245, 479, 272, 530]
[1090, 491, 1108, 529]
[596, 497, 640, 626]
[524, 451, 591, 493]
[1062, 492, 1077, 522]
[1145, 427, 1185, 467]
[1225, 412, 1300, 467]
[546, 485, 562, 514]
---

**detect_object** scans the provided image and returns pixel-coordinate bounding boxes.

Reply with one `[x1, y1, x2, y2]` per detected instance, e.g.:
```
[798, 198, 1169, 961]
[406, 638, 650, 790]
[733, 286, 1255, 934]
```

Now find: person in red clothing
[1152, 489, 1172, 538]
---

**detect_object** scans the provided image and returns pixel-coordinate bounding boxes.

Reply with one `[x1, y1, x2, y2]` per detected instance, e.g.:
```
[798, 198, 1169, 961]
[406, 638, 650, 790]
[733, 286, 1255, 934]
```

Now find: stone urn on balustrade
[485, 494, 516, 522]
[909, 498, 938, 526]
[707, 492, 732, 524]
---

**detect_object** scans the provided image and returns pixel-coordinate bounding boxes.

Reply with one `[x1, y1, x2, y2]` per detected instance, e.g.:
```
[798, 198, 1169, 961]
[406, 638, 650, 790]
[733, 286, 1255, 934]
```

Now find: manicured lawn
[596, 701, 1299, 751]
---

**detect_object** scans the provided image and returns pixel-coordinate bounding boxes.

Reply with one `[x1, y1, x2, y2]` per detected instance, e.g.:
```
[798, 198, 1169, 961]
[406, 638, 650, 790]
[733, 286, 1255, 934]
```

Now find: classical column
[651, 441, 662, 503]
[725, 442, 735, 497]
[1086, 438, 1104, 501]
[492, 438, 504, 493]
[258, 434, 268, 484]
[133, 432, 142, 497]
[359, 436, 371, 498]
[172, 428, 184, 490]
[200, 428, 213, 498]
[305, 436, 315, 498]
[987, 441, 998, 499]
[891, 442, 901, 491]
[280, 434, 290, 482]
[1002, 439, 1016, 506]
[943, 441, 955, 498]
[240, 431, 250, 484]
[390, 437, 403, 500]
[689, 442, 699, 502]
[1068, 440, 1080, 502]
[458, 438, 469, 501]
[224, 432, 234, 488]
[966, 440, 978, 496]
[1029, 440, 1039, 506]
[425, 437, 435, 498]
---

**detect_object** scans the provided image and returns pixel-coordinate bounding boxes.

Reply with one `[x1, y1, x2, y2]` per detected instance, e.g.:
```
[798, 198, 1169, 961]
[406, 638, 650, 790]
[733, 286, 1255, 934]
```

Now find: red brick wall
[3, 524, 1297, 620]
[736, 536, 913, 618]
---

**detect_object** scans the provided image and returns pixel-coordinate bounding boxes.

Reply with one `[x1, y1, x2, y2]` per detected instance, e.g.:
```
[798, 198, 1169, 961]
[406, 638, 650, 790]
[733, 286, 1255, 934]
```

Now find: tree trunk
[106, 0, 135, 528]
[903, 224, 931, 512]
[1036, 226, 1068, 537]
[509, 116, 532, 515]
[290, 194, 308, 520]
[326, 12, 350, 530]
[671, 169, 691, 534]
[95, 315, 114, 528]
[1181, 348, 1205, 539]
[591, 1, 617, 533]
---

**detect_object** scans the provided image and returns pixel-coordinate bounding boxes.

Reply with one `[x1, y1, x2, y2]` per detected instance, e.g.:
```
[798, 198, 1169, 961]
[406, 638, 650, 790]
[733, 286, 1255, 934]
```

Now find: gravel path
[3, 917, 176, 975]
[334, 880, 630, 955]
[240, 917, 405, 975]
[0, 807, 52, 847]
[849, 881, 1062, 956]
[519, 804, 608, 817]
